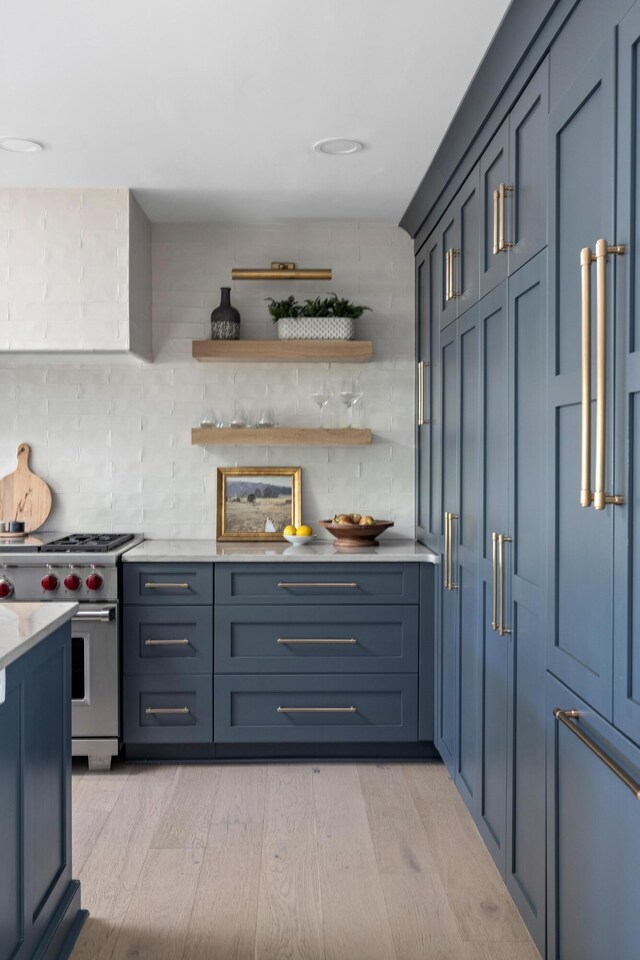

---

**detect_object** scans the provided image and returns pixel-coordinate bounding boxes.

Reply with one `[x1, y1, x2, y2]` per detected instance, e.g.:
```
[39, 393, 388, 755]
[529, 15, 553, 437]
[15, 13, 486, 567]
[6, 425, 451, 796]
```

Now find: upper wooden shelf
[192, 339, 373, 363]
[191, 427, 372, 446]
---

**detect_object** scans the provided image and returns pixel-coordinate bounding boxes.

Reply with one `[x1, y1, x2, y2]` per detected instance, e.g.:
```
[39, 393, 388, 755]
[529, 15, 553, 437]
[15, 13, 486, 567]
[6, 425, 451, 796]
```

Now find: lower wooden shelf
[191, 427, 372, 446]
[192, 339, 373, 363]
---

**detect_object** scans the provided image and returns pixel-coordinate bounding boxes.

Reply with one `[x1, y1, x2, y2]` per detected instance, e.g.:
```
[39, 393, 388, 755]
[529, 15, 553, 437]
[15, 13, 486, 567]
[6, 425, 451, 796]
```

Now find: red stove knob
[0, 577, 14, 599]
[86, 572, 103, 591]
[64, 573, 81, 591]
[41, 573, 59, 592]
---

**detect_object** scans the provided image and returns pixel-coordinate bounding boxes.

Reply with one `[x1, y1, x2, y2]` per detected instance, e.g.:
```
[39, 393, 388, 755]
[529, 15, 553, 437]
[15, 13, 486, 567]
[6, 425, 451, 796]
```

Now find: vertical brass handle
[444, 249, 450, 302]
[498, 184, 514, 252]
[443, 511, 450, 590]
[497, 534, 512, 636]
[448, 513, 459, 590]
[491, 532, 498, 631]
[417, 361, 430, 426]
[450, 249, 459, 299]
[579, 240, 624, 510]
[493, 189, 499, 255]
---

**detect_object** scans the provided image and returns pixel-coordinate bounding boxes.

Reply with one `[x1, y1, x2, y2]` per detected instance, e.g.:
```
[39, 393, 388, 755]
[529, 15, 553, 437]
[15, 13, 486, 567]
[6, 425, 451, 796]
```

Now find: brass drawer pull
[497, 534, 512, 636]
[554, 709, 640, 800]
[277, 581, 358, 589]
[145, 638, 190, 646]
[276, 637, 358, 645]
[145, 706, 191, 715]
[418, 360, 432, 426]
[144, 582, 191, 589]
[491, 532, 498, 631]
[277, 706, 358, 714]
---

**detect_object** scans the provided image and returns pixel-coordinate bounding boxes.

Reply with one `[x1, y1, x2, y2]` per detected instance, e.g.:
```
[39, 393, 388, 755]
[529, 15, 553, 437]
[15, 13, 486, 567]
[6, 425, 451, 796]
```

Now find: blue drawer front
[214, 674, 418, 743]
[214, 605, 419, 673]
[123, 563, 213, 604]
[123, 674, 212, 743]
[215, 563, 420, 604]
[123, 606, 213, 675]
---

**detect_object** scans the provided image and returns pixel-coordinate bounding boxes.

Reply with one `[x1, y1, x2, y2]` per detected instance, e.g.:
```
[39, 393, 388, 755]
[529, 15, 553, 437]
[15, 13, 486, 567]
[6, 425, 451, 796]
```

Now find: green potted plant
[266, 293, 371, 341]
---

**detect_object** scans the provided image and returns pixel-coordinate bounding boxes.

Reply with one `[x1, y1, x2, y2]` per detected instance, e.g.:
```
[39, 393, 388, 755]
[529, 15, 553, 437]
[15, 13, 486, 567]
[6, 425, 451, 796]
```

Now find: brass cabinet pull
[145, 638, 190, 646]
[491, 533, 498, 631]
[445, 249, 450, 301]
[144, 582, 191, 589]
[579, 240, 624, 510]
[276, 637, 358, 645]
[493, 189, 500, 255]
[445, 512, 459, 591]
[554, 709, 640, 800]
[277, 581, 358, 589]
[498, 183, 514, 253]
[418, 361, 431, 426]
[277, 706, 357, 714]
[445, 248, 459, 301]
[145, 706, 191, 715]
[443, 512, 450, 590]
[497, 534, 512, 636]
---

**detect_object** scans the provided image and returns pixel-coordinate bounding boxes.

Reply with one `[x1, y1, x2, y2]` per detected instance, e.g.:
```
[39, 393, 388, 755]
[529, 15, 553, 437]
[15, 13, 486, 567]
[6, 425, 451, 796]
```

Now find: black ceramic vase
[210, 287, 240, 340]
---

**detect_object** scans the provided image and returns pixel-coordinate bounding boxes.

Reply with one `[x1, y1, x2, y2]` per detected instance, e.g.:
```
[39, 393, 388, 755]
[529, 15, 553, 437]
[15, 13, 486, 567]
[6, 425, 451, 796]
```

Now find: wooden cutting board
[0, 443, 52, 532]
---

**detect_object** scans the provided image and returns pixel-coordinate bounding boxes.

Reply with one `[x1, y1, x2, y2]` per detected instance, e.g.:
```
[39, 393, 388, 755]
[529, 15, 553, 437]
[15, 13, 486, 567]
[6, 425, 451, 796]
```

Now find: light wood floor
[70, 760, 541, 960]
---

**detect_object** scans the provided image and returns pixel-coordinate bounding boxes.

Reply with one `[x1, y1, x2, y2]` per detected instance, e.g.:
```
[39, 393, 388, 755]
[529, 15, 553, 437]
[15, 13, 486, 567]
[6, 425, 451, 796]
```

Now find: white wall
[0, 215, 415, 540]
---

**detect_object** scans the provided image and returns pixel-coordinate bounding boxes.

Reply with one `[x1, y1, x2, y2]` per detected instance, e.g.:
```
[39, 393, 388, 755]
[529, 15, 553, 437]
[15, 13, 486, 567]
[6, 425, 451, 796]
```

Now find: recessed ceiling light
[314, 138, 365, 156]
[0, 138, 44, 153]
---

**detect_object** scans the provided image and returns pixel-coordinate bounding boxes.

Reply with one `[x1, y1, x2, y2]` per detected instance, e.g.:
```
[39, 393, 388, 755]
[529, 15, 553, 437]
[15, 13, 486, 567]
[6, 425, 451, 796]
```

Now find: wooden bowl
[318, 519, 394, 546]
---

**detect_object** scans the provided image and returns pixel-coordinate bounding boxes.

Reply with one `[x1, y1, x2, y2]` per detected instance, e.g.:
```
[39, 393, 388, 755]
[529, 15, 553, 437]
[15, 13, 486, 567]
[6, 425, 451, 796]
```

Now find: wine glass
[339, 377, 363, 427]
[311, 379, 332, 426]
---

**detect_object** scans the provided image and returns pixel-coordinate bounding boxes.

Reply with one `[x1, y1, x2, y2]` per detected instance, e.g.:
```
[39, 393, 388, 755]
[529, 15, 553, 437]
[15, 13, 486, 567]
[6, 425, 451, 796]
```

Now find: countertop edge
[121, 539, 439, 564]
[0, 602, 79, 672]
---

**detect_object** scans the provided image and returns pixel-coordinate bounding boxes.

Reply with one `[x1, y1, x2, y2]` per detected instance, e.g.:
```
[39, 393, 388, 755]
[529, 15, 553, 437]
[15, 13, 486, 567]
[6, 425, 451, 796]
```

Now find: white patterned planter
[277, 316, 355, 341]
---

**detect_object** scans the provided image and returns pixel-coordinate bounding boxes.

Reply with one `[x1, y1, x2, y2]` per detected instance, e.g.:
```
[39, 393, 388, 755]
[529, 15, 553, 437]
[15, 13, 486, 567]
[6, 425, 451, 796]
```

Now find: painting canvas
[216, 467, 301, 541]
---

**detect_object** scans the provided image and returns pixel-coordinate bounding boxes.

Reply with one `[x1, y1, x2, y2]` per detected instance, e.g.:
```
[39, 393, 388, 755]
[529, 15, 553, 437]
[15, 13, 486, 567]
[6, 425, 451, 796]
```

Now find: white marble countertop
[122, 538, 438, 564]
[0, 602, 79, 672]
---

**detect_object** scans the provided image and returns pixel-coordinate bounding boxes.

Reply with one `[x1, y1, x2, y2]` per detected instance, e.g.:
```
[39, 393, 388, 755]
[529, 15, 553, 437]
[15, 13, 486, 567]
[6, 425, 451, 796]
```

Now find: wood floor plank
[255, 764, 325, 960]
[358, 763, 469, 960]
[404, 763, 529, 942]
[152, 764, 220, 849]
[110, 848, 203, 960]
[182, 766, 268, 960]
[312, 764, 397, 960]
[464, 941, 541, 960]
[72, 770, 131, 874]
[71, 764, 178, 960]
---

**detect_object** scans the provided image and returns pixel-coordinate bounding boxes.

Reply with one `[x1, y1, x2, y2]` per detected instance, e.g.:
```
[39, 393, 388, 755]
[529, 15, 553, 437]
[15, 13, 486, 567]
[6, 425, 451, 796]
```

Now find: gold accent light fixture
[231, 261, 332, 281]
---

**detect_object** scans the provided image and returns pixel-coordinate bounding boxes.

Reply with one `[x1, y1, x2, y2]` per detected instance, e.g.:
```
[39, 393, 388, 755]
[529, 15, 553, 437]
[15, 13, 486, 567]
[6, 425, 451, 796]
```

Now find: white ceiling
[1, 0, 511, 223]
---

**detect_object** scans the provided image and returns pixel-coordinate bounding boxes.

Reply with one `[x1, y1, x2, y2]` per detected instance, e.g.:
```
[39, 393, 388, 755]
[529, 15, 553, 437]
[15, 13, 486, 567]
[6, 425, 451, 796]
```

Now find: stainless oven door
[71, 604, 119, 740]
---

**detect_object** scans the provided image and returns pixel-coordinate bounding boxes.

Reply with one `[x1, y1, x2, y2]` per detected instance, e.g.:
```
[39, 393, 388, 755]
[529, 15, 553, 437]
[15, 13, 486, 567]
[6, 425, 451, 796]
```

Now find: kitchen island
[120, 540, 436, 761]
[0, 603, 86, 960]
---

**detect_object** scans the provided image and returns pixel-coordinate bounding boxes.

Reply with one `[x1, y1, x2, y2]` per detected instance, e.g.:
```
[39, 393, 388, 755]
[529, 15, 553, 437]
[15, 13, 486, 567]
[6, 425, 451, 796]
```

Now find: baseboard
[33, 881, 88, 960]
[124, 740, 440, 763]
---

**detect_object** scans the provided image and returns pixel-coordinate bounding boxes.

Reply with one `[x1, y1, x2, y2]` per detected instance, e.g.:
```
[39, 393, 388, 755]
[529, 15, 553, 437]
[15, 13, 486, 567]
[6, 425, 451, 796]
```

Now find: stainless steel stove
[0, 532, 143, 770]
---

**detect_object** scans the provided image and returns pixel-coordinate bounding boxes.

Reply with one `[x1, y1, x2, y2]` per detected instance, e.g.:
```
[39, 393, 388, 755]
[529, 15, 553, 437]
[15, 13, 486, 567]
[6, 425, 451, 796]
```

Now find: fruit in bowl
[320, 515, 394, 546]
[283, 524, 315, 545]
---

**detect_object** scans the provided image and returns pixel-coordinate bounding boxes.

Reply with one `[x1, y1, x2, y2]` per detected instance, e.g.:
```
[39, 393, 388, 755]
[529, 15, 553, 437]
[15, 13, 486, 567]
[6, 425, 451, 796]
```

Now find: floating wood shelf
[192, 339, 373, 363]
[191, 427, 372, 446]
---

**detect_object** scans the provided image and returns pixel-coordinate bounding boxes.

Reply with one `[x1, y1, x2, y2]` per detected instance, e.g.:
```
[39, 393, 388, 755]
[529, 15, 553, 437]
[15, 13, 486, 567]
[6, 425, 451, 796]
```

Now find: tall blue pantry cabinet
[407, 0, 640, 956]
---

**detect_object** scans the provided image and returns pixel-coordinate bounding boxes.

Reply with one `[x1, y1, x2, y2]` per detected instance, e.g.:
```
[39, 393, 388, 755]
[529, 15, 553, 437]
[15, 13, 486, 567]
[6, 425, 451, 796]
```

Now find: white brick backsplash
[0, 219, 415, 536]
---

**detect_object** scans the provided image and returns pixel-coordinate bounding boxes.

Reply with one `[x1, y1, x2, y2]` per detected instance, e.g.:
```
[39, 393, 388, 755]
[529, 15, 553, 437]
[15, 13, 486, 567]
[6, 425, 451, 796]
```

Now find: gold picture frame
[216, 466, 302, 542]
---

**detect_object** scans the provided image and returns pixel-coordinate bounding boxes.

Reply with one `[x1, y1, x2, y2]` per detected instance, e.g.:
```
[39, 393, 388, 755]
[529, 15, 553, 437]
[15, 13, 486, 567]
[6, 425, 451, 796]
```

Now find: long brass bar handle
[499, 184, 514, 252]
[580, 245, 594, 507]
[276, 638, 358, 645]
[443, 512, 450, 590]
[491, 533, 498, 631]
[445, 250, 450, 302]
[145, 638, 190, 646]
[277, 581, 358, 589]
[417, 361, 431, 426]
[449, 513, 459, 590]
[554, 709, 640, 800]
[450, 250, 460, 298]
[493, 189, 499, 255]
[497, 535, 512, 636]
[145, 706, 191, 715]
[277, 706, 357, 714]
[144, 582, 190, 590]
[593, 239, 624, 509]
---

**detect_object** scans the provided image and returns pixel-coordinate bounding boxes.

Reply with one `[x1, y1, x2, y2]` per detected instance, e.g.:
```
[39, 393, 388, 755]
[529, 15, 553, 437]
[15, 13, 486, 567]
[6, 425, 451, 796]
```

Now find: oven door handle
[73, 608, 116, 623]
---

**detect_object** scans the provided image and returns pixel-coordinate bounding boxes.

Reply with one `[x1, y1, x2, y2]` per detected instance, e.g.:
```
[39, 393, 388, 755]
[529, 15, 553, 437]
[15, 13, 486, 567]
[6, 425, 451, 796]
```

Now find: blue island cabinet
[0, 623, 85, 960]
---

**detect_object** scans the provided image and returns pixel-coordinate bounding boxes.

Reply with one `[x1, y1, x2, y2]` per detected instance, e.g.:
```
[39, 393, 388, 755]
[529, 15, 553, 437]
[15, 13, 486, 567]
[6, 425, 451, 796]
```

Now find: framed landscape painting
[216, 466, 302, 541]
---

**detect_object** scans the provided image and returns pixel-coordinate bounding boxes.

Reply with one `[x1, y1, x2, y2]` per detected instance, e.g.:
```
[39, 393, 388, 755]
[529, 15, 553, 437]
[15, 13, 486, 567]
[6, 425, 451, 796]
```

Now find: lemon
[283, 525, 296, 536]
[296, 524, 313, 537]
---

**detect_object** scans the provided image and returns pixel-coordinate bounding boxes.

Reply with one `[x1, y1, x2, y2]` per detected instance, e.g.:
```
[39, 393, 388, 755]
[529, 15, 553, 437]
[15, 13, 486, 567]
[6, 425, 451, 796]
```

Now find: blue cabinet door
[453, 167, 480, 317]
[476, 282, 509, 866]
[435, 320, 458, 775]
[416, 233, 441, 550]
[614, 0, 640, 749]
[0, 677, 23, 960]
[439, 207, 459, 330]
[547, 672, 640, 960]
[546, 35, 617, 718]
[480, 121, 510, 298]
[505, 252, 548, 953]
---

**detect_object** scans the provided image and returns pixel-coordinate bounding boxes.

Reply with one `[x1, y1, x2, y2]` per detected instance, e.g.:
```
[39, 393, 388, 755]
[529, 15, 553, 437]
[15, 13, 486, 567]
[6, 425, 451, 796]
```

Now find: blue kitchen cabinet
[416, 233, 441, 550]
[0, 624, 84, 960]
[546, 34, 618, 719]
[215, 563, 419, 604]
[547, 672, 640, 960]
